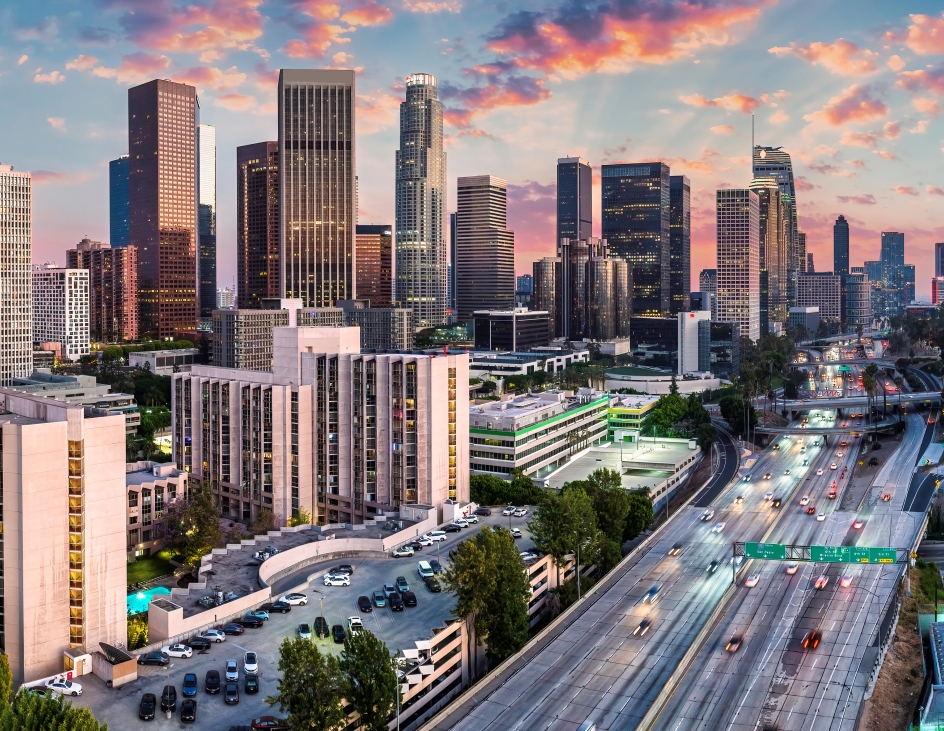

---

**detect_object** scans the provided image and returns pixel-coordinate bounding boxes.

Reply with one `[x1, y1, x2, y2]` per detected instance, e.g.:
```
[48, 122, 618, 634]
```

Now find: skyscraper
[278, 69, 356, 306]
[753, 146, 798, 306]
[748, 177, 785, 333]
[716, 188, 760, 341]
[32, 266, 90, 361]
[0, 164, 32, 384]
[669, 175, 691, 315]
[454, 175, 515, 321]
[798, 232, 808, 273]
[128, 78, 198, 337]
[109, 155, 130, 247]
[67, 238, 139, 341]
[602, 162, 671, 315]
[197, 124, 217, 323]
[237, 141, 280, 310]
[881, 231, 906, 316]
[355, 224, 393, 308]
[557, 157, 592, 243]
[449, 212, 457, 315]
[395, 73, 447, 327]
[936, 242, 944, 278]
[833, 215, 850, 275]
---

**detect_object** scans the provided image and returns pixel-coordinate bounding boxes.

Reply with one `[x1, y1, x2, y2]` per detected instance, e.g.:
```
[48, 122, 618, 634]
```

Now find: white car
[391, 545, 414, 558]
[799, 496, 810, 506]
[513, 508, 528, 517]
[244, 651, 258, 674]
[324, 574, 351, 587]
[415, 536, 433, 546]
[816, 468, 824, 476]
[426, 531, 447, 542]
[453, 518, 469, 528]
[711, 522, 725, 533]
[830, 463, 838, 470]
[744, 574, 760, 588]
[836, 451, 845, 457]
[764, 492, 773, 502]
[348, 616, 365, 636]
[161, 644, 193, 659]
[502, 506, 516, 516]
[786, 562, 799, 575]
[817, 512, 826, 521]
[201, 629, 226, 643]
[280, 593, 309, 605]
[46, 679, 82, 696]
[464, 514, 479, 524]
[510, 528, 522, 538]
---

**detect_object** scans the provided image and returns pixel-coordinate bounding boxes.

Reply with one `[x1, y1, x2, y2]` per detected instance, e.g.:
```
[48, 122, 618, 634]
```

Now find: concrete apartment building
[173, 327, 469, 526]
[0, 165, 32, 386]
[0, 389, 127, 684]
[126, 461, 188, 558]
[66, 238, 139, 342]
[716, 188, 760, 341]
[33, 266, 90, 362]
[798, 272, 842, 326]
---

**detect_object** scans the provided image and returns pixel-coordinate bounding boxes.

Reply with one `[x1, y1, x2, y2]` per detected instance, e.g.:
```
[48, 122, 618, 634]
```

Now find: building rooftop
[469, 388, 608, 433]
[611, 395, 661, 410]
[544, 441, 697, 491]
[126, 462, 187, 487]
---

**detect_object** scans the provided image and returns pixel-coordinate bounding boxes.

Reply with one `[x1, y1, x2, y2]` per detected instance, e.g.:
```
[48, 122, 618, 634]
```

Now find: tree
[528, 487, 597, 585]
[250, 508, 278, 535]
[440, 534, 492, 682]
[154, 483, 222, 569]
[339, 631, 398, 731]
[267, 638, 346, 731]
[623, 493, 654, 541]
[573, 469, 631, 545]
[102, 345, 123, 362]
[128, 612, 149, 649]
[0, 652, 10, 709]
[0, 664, 108, 730]
[287, 507, 312, 527]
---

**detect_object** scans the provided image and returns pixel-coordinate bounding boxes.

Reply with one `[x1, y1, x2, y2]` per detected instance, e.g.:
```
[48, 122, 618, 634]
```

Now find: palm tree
[863, 373, 877, 427]
[894, 375, 904, 416]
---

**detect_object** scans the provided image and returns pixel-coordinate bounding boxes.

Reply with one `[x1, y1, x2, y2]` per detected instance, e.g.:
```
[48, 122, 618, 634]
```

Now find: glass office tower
[669, 175, 690, 315]
[109, 155, 130, 247]
[833, 215, 849, 275]
[197, 124, 217, 323]
[753, 146, 798, 307]
[557, 157, 592, 244]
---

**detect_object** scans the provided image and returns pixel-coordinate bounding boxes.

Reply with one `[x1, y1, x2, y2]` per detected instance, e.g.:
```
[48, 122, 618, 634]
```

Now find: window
[128, 491, 138, 508]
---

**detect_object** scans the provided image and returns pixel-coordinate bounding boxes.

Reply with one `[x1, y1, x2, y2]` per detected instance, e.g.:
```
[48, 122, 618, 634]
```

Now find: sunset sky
[2, 0, 943, 297]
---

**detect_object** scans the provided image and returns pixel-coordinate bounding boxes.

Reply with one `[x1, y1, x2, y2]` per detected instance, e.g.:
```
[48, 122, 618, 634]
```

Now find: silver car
[225, 660, 238, 682]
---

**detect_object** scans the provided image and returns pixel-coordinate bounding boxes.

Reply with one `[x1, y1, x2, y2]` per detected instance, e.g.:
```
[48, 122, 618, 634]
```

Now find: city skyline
[2, 2, 944, 297]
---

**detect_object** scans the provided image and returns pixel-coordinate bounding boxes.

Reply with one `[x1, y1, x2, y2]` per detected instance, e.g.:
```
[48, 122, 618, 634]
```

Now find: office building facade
[32, 267, 90, 362]
[129, 79, 198, 337]
[844, 271, 872, 329]
[678, 310, 711, 374]
[237, 141, 280, 310]
[66, 238, 139, 342]
[454, 175, 515, 321]
[933, 277, 944, 305]
[708, 321, 740, 378]
[109, 155, 130, 247]
[716, 188, 760, 341]
[690, 291, 714, 314]
[749, 177, 786, 333]
[753, 146, 799, 306]
[880, 231, 906, 317]
[355, 225, 393, 308]
[669, 175, 691, 315]
[395, 73, 447, 327]
[557, 157, 592, 243]
[630, 316, 678, 370]
[278, 69, 356, 307]
[217, 287, 235, 309]
[936, 243, 944, 278]
[798, 272, 842, 326]
[0, 165, 33, 384]
[473, 310, 551, 351]
[337, 299, 414, 351]
[197, 124, 217, 324]
[834, 215, 850, 275]
[602, 162, 671, 315]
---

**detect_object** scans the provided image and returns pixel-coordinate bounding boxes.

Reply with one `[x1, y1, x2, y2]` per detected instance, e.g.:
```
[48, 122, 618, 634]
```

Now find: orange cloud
[927, 186, 944, 196]
[768, 38, 878, 75]
[441, 76, 551, 128]
[357, 91, 400, 134]
[913, 97, 941, 116]
[31, 170, 69, 184]
[402, 0, 461, 11]
[679, 92, 762, 113]
[710, 125, 735, 134]
[171, 65, 247, 92]
[93, 53, 171, 84]
[897, 67, 944, 96]
[47, 117, 66, 130]
[340, 0, 393, 25]
[769, 110, 788, 124]
[281, 1, 351, 58]
[893, 185, 919, 196]
[873, 149, 898, 160]
[888, 55, 906, 72]
[214, 93, 256, 110]
[65, 55, 98, 71]
[34, 69, 66, 85]
[803, 84, 887, 126]
[898, 13, 944, 55]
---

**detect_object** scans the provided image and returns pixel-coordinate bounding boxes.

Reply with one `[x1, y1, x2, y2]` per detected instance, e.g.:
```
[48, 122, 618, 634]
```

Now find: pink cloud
[93, 53, 171, 83]
[46, 117, 66, 130]
[897, 67, 944, 96]
[710, 124, 735, 134]
[402, 0, 461, 11]
[804, 84, 887, 126]
[679, 92, 762, 113]
[441, 76, 551, 129]
[913, 97, 941, 116]
[341, 0, 393, 25]
[893, 185, 919, 196]
[281, 1, 351, 58]
[927, 186, 944, 196]
[769, 110, 788, 124]
[357, 91, 400, 134]
[887, 54, 906, 72]
[171, 65, 247, 92]
[768, 38, 878, 75]
[898, 13, 944, 55]
[214, 93, 256, 110]
[34, 69, 66, 84]
[837, 194, 876, 205]
[65, 55, 98, 71]
[507, 180, 556, 271]
[795, 176, 816, 192]
[31, 170, 69, 184]
[873, 149, 898, 160]
[849, 159, 867, 168]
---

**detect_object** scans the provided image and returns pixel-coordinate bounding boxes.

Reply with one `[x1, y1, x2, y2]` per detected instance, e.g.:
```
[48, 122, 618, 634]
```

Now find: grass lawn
[127, 554, 175, 585]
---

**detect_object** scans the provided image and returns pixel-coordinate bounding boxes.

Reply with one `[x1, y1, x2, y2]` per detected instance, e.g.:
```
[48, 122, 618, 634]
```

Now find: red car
[805, 506, 816, 515]
[252, 718, 290, 730]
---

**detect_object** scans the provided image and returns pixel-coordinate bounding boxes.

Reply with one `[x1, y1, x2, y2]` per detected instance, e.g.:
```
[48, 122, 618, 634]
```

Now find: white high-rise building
[32, 267, 90, 361]
[716, 188, 760, 341]
[0, 165, 32, 384]
[678, 310, 711, 374]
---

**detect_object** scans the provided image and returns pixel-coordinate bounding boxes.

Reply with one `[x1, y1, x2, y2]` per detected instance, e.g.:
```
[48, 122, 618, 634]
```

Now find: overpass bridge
[780, 391, 940, 417]
[754, 415, 901, 444]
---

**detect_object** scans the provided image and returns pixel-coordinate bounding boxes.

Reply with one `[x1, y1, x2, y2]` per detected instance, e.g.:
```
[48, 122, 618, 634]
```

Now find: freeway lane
[692, 425, 738, 508]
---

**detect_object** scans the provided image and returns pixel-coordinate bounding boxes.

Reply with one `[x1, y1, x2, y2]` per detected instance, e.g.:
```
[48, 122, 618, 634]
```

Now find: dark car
[408, 541, 424, 552]
[239, 615, 264, 628]
[474, 507, 492, 516]
[444, 523, 462, 533]
[337, 564, 355, 575]
[138, 651, 169, 666]
[429, 559, 444, 574]
[251, 718, 290, 730]
[180, 698, 197, 723]
[182, 673, 198, 698]
[396, 576, 410, 593]
[160, 685, 177, 712]
[224, 683, 240, 705]
[389, 593, 404, 611]
[220, 623, 245, 635]
[269, 601, 291, 614]
[401, 590, 417, 607]
[313, 616, 330, 638]
[357, 595, 373, 613]
[424, 576, 442, 593]
[332, 624, 347, 644]
[802, 630, 822, 650]
[244, 675, 259, 694]
[205, 670, 221, 694]
[188, 636, 211, 651]
[139, 693, 156, 720]
[771, 498, 783, 509]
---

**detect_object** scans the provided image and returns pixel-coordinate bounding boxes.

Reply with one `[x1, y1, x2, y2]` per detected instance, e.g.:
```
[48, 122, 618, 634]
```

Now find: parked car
[415, 536, 433, 546]
[348, 616, 365, 636]
[160, 685, 177, 712]
[314, 616, 330, 638]
[324, 574, 351, 587]
[139, 693, 156, 720]
[279, 593, 308, 606]
[424, 576, 442, 592]
[388, 593, 404, 611]
[357, 595, 373, 613]
[392, 545, 415, 557]
[220, 623, 245, 636]
[372, 590, 387, 608]
[226, 660, 239, 682]
[201, 629, 226, 642]
[245, 675, 259, 694]
[464, 514, 479, 524]
[474, 507, 492, 516]
[408, 541, 425, 552]
[513, 508, 528, 517]
[444, 523, 462, 533]
[187, 636, 212, 650]
[162, 644, 193, 659]
[239, 615, 264, 628]
[402, 590, 418, 607]
[325, 564, 354, 575]
[244, 652, 258, 675]
[138, 651, 169, 666]
[247, 609, 269, 621]
[251, 718, 290, 730]
[510, 528, 522, 539]
[297, 623, 312, 640]
[205, 670, 220, 694]
[180, 698, 197, 723]
[224, 683, 240, 705]
[182, 673, 198, 697]
[502, 506, 516, 516]
[427, 531, 447, 542]
[429, 559, 444, 574]
[268, 601, 292, 613]
[383, 583, 398, 600]
[396, 576, 410, 593]
[332, 624, 347, 644]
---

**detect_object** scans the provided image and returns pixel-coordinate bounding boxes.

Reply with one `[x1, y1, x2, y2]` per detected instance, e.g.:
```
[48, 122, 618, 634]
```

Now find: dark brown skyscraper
[237, 142, 280, 309]
[355, 225, 392, 308]
[66, 238, 139, 341]
[128, 78, 198, 337]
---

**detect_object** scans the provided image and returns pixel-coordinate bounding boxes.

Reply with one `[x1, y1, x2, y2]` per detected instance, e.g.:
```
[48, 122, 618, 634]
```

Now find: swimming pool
[127, 586, 172, 615]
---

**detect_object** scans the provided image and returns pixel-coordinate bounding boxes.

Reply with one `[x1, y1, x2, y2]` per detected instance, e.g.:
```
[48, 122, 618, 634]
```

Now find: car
[402, 590, 418, 607]
[444, 523, 462, 533]
[139, 692, 157, 720]
[226, 660, 239, 682]
[220, 623, 245, 635]
[424, 576, 442, 592]
[324, 567, 352, 578]
[357, 595, 373, 613]
[252, 717, 291, 730]
[836, 451, 845, 458]
[45, 678, 82, 697]
[225, 683, 240, 705]
[243, 651, 258, 675]
[389, 593, 404, 611]
[707, 560, 720, 574]
[475, 507, 492, 516]
[392, 545, 415, 557]
[383, 583, 398, 599]
[840, 573, 853, 587]
[853, 519, 864, 529]
[799, 496, 810, 506]
[764, 492, 773, 501]
[786, 562, 799, 575]
[840, 440, 848, 447]
[280, 593, 308, 605]
[668, 542, 683, 556]
[348, 616, 365, 636]
[245, 675, 260, 694]
[454, 518, 470, 528]
[426, 532, 447, 543]
[881, 493, 891, 501]
[642, 585, 661, 603]
[239, 615, 264, 628]
[743, 474, 752, 482]
[182, 672, 198, 697]
[372, 590, 387, 608]
[802, 630, 821, 650]
[464, 514, 479, 524]
[830, 463, 838, 470]
[180, 698, 197, 723]
[725, 636, 742, 652]
[806, 506, 816, 514]
[160, 685, 177, 711]
[138, 651, 169, 666]
[764, 472, 772, 479]
[396, 576, 410, 593]
[186, 635, 212, 651]
[817, 512, 826, 521]
[771, 498, 782, 508]
[814, 575, 829, 590]
[784, 469, 791, 475]
[745, 573, 760, 588]
[205, 670, 220, 694]
[633, 618, 652, 636]
[816, 468, 824, 476]
[712, 522, 725, 533]
[734, 496, 744, 505]
[332, 624, 347, 644]
[162, 643, 193, 658]
[429, 558, 445, 574]
[324, 574, 351, 587]
[502, 506, 516, 516]
[248, 608, 269, 621]
[314, 616, 330, 638]
[700, 509, 715, 521]
[335, 564, 356, 575]
[408, 541, 425, 552]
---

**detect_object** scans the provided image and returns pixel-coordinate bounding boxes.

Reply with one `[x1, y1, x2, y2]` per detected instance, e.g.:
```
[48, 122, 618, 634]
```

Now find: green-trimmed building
[469, 388, 611, 480]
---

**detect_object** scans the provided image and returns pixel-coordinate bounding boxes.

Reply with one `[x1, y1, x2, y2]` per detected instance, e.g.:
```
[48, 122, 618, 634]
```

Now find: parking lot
[75, 508, 534, 729]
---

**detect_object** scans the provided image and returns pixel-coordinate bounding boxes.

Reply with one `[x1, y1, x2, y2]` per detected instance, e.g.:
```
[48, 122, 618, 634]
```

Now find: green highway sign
[744, 542, 786, 560]
[811, 545, 847, 562]
[838, 365, 851, 372]
[810, 545, 897, 563]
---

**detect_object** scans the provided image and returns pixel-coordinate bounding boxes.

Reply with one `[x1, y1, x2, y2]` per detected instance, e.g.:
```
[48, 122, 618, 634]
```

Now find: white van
[417, 561, 434, 578]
